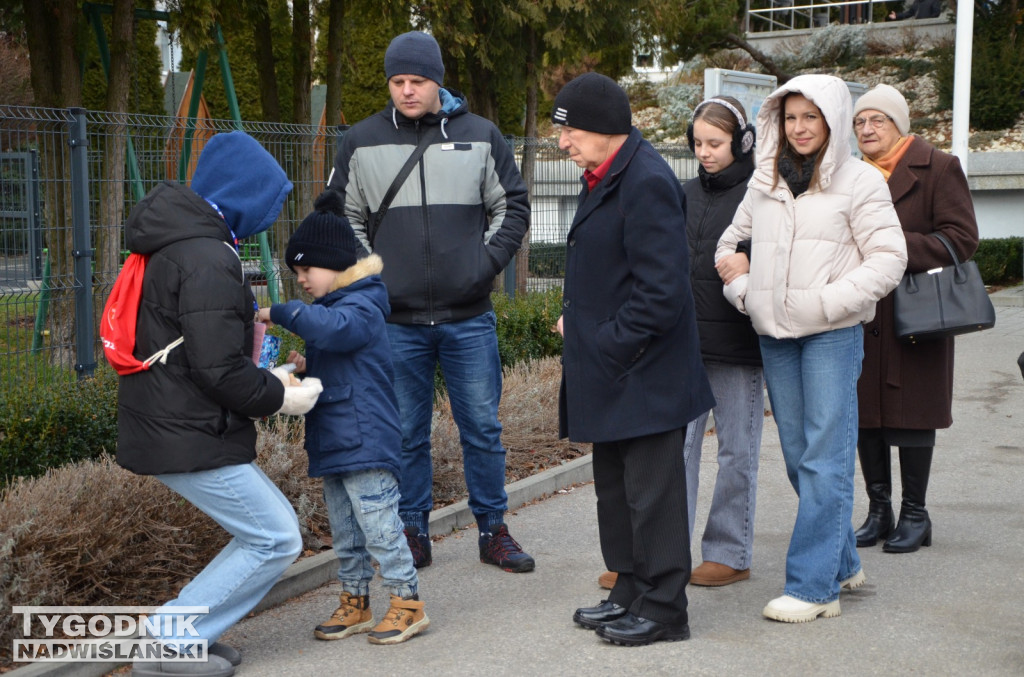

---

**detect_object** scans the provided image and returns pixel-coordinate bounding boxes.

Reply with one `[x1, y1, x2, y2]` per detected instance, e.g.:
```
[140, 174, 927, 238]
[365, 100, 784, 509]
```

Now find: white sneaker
[840, 569, 866, 591]
[762, 595, 841, 623]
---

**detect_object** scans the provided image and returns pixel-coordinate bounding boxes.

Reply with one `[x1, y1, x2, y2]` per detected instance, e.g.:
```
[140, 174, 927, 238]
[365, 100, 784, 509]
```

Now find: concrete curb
[8, 454, 594, 677]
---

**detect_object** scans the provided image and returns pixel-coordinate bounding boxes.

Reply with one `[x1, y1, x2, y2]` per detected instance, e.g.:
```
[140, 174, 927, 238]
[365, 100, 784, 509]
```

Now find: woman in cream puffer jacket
[716, 74, 906, 624]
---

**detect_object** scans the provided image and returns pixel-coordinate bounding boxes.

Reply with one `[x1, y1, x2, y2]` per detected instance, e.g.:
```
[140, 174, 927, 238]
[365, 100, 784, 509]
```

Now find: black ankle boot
[883, 446, 933, 554]
[855, 431, 893, 547]
[855, 491, 895, 547]
[883, 504, 932, 553]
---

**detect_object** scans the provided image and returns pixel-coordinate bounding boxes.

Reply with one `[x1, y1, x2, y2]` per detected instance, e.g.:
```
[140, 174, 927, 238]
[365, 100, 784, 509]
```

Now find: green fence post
[31, 249, 51, 353]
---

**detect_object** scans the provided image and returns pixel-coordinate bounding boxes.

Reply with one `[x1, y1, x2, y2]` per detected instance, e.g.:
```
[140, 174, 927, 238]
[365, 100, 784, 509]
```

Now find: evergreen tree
[934, 0, 1024, 130]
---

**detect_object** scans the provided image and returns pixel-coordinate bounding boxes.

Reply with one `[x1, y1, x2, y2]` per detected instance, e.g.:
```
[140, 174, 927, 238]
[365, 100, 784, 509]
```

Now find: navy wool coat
[559, 128, 715, 443]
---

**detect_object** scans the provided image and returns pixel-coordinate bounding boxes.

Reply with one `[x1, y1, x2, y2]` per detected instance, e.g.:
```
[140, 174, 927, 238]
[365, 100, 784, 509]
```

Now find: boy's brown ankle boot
[314, 591, 373, 640]
[367, 595, 430, 645]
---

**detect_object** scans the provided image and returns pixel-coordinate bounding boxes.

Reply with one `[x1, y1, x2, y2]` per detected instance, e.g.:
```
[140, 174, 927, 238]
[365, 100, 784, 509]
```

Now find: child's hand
[257, 307, 272, 325]
[286, 350, 306, 374]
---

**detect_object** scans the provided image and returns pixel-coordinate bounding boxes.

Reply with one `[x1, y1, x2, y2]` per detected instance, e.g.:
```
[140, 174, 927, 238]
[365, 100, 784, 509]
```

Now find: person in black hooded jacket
[117, 131, 320, 677]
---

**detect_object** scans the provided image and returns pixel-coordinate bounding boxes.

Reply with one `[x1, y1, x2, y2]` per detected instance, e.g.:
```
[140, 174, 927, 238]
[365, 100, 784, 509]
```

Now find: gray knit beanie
[854, 84, 911, 135]
[385, 31, 444, 85]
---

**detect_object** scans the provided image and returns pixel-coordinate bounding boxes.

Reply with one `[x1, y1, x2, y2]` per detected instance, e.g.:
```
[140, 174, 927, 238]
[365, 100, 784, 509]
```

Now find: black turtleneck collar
[697, 153, 755, 193]
[778, 146, 820, 197]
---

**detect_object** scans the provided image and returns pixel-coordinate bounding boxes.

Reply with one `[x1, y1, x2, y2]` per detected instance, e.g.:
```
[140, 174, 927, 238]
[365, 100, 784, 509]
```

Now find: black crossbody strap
[368, 127, 438, 247]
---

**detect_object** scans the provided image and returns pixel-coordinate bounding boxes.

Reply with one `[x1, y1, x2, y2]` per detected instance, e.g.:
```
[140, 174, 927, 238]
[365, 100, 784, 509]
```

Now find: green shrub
[656, 83, 704, 139]
[0, 368, 119, 483]
[800, 24, 869, 69]
[493, 289, 564, 368]
[878, 56, 934, 82]
[975, 237, 1023, 287]
[933, 4, 1024, 130]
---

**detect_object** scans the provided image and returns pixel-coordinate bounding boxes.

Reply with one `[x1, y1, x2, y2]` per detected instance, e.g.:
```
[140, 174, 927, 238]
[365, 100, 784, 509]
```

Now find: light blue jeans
[759, 326, 863, 604]
[683, 361, 764, 570]
[153, 463, 302, 647]
[387, 312, 508, 533]
[323, 469, 418, 598]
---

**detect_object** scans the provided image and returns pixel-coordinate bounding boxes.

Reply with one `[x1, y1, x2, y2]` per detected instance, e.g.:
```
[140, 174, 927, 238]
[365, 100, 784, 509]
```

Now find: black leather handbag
[892, 232, 995, 343]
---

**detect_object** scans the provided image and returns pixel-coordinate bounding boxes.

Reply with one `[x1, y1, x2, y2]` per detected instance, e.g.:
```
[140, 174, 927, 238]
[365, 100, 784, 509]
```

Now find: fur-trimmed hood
[329, 254, 384, 293]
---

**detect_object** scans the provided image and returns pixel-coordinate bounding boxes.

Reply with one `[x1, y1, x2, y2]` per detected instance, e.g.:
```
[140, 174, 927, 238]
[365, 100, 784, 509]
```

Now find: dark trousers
[593, 426, 691, 625]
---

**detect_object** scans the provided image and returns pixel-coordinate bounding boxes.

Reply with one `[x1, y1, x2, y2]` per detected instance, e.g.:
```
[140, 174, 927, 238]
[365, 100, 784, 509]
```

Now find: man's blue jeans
[759, 326, 863, 604]
[387, 312, 508, 533]
[154, 463, 302, 646]
[683, 361, 765, 570]
[323, 469, 418, 598]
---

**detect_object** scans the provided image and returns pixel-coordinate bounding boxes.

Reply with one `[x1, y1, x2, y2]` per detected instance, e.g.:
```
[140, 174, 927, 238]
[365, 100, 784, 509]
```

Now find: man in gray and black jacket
[327, 30, 533, 573]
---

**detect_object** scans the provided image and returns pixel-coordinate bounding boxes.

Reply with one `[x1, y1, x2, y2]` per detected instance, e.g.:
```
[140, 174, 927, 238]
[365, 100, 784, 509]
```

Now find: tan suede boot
[313, 591, 374, 640]
[367, 595, 430, 645]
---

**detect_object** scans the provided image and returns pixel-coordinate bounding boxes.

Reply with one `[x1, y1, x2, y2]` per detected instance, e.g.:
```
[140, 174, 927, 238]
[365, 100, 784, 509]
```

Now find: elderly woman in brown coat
[853, 84, 979, 553]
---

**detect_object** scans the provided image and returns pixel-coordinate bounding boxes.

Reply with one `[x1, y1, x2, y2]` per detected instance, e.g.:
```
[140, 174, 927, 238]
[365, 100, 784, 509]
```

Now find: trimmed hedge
[493, 288, 564, 366]
[0, 368, 119, 483]
[974, 237, 1023, 287]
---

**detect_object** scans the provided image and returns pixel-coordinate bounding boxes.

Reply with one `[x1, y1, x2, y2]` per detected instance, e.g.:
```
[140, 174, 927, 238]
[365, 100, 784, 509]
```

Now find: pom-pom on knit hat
[853, 83, 911, 136]
[285, 191, 358, 273]
[551, 72, 632, 135]
[385, 31, 445, 85]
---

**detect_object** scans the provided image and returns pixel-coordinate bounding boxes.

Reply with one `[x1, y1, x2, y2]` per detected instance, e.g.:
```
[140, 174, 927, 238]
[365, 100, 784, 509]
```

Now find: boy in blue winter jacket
[257, 191, 428, 645]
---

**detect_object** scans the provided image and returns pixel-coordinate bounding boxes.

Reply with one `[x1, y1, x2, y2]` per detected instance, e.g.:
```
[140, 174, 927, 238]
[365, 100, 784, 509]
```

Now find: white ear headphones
[688, 98, 756, 157]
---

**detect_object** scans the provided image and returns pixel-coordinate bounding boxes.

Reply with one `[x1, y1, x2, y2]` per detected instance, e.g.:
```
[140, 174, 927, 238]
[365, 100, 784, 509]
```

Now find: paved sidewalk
[13, 297, 1024, 677]
[220, 302, 1024, 676]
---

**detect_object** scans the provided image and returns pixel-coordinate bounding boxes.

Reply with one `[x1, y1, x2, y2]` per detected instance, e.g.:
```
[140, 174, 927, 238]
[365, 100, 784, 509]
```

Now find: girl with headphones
[680, 97, 766, 587]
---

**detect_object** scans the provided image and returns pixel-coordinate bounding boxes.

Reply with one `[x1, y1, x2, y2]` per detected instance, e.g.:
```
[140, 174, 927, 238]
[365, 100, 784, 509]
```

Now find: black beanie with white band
[552, 72, 632, 135]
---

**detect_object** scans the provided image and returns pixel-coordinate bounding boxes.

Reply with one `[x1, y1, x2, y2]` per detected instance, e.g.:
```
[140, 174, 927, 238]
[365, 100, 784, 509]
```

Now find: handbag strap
[930, 232, 962, 267]
[367, 126, 439, 247]
[930, 232, 969, 282]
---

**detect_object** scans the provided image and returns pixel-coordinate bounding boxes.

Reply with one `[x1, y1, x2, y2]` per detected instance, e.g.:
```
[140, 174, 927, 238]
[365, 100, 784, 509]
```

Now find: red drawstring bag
[101, 253, 183, 375]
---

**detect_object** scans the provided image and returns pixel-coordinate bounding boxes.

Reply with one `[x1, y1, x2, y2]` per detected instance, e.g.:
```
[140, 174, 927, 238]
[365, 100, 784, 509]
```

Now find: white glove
[276, 377, 323, 416]
[269, 364, 296, 388]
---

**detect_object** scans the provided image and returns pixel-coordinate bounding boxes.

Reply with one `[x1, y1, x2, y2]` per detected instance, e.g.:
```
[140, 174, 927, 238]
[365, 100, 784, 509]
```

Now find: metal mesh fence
[0, 105, 695, 384]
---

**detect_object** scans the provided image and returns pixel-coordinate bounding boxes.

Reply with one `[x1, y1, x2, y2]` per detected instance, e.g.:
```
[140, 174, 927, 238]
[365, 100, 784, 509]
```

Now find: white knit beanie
[854, 84, 911, 135]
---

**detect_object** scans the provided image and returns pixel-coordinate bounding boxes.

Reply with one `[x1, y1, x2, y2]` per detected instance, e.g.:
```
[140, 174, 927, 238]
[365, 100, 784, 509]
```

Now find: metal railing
[745, 0, 892, 32]
[0, 105, 696, 385]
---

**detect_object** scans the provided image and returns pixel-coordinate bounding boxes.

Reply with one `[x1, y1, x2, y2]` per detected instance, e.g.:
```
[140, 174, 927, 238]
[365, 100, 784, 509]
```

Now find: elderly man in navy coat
[553, 73, 714, 646]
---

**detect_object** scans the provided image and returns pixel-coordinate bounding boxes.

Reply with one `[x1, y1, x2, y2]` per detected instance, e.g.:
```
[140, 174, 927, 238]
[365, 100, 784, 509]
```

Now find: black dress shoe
[595, 612, 690, 646]
[572, 600, 628, 629]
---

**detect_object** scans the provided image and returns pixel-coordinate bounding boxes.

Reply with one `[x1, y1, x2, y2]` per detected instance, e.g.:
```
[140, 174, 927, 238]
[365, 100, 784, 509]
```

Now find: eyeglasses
[853, 115, 892, 130]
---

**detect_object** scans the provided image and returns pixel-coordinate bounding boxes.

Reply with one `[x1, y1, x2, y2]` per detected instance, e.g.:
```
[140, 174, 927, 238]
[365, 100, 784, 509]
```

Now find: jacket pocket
[308, 384, 361, 451]
[594, 318, 638, 382]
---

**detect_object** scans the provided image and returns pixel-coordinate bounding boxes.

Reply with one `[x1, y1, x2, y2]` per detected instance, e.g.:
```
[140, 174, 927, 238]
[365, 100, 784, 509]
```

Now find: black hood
[125, 181, 233, 255]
